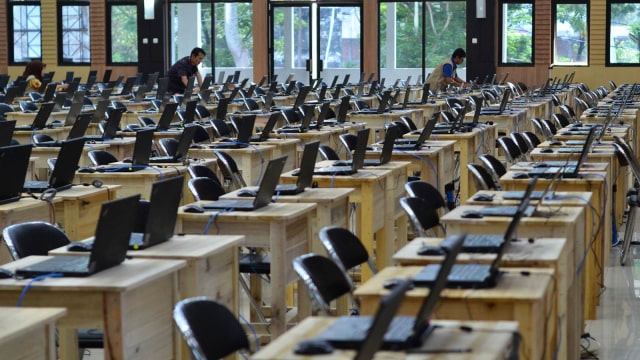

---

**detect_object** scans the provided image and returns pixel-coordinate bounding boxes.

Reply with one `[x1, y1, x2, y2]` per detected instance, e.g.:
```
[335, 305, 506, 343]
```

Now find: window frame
[8, 0, 42, 65]
[498, 0, 535, 66]
[606, 0, 640, 66]
[57, 0, 91, 66]
[106, 0, 139, 65]
[553, 0, 589, 66]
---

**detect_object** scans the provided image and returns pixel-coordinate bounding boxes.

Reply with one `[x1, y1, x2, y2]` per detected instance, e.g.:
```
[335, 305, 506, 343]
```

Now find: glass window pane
[272, 6, 310, 80]
[12, 5, 41, 62]
[214, 3, 253, 68]
[501, 2, 533, 64]
[319, 6, 360, 70]
[61, 5, 91, 63]
[110, 5, 138, 63]
[555, 3, 588, 65]
[609, 3, 640, 64]
[170, 3, 213, 70]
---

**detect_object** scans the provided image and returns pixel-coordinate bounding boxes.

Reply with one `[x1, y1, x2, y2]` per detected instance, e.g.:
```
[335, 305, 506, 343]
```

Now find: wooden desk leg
[58, 329, 80, 360]
[269, 222, 287, 337]
[359, 183, 376, 282]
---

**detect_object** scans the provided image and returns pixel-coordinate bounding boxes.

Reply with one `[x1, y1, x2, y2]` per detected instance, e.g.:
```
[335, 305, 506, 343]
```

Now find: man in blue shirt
[429, 48, 469, 92]
[167, 47, 205, 94]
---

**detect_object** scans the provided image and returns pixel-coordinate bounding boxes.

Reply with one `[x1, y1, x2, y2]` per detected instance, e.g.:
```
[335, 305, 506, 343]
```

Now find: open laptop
[153, 102, 180, 131]
[415, 181, 535, 289]
[315, 233, 464, 350]
[528, 126, 598, 179]
[15, 194, 140, 279]
[14, 102, 55, 131]
[84, 108, 124, 142]
[0, 144, 33, 205]
[51, 102, 83, 127]
[250, 113, 279, 142]
[312, 128, 370, 176]
[406, 83, 431, 105]
[34, 113, 91, 147]
[308, 102, 331, 130]
[278, 105, 315, 133]
[212, 116, 254, 149]
[390, 86, 412, 110]
[337, 125, 399, 167]
[149, 125, 196, 163]
[202, 156, 287, 211]
[97, 129, 153, 172]
[356, 90, 392, 114]
[392, 114, 438, 150]
[119, 76, 137, 96]
[23, 137, 86, 193]
[0, 120, 16, 147]
[480, 88, 511, 115]
[2, 86, 22, 105]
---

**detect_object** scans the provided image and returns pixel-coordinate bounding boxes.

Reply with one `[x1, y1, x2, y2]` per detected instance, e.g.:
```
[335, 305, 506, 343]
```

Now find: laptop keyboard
[463, 234, 505, 253]
[39, 257, 90, 273]
[448, 263, 492, 281]
[148, 156, 178, 163]
[24, 180, 49, 189]
[502, 190, 546, 200]
[480, 206, 535, 217]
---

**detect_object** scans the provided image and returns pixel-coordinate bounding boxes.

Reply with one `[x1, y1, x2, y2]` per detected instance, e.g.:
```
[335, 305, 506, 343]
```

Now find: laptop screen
[132, 129, 154, 166]
[0, 120, 16, 147]
[49, 137, 86, 189]
[295, 141, 320, 189]
[573, 126, 598, 174]
[143, 176, 184, 247]
[0, 144, 32, 204]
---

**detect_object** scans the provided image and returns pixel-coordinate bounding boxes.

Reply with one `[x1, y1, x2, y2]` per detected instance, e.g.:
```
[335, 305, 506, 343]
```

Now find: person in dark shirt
[167, 47, 205, 94]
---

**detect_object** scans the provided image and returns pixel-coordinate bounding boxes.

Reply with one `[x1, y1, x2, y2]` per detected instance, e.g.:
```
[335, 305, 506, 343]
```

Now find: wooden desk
[393, 236, 573, 360]
[31, 144, 110, 180]
[252, 317, 518, 360]
[5, 110, 69, 126]
[49, 234, 243, 360]
[0, 307, 67, 360]
[280, 166, 395, 281]
[74, 166, 185, 200]
[53, 185, 119, 241]
[0, 256, 185, 360]
[190, 145, 276, 186]
[100, 137, 137, 160]
[252, 138, 299, 173]
[347, 108, 425, 143]
[13, 128, 68, 144]
[0, 197, 63, 264]
[500, 170, 608, 320]
[467, 108, 528, 136]
[355, 267, 555, 360]
[176, 202, 315, 337]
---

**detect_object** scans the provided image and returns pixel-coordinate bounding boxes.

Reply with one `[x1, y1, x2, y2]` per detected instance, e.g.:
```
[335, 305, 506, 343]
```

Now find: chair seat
[239, 252, 271, 274]
[78, 329, 103, 348]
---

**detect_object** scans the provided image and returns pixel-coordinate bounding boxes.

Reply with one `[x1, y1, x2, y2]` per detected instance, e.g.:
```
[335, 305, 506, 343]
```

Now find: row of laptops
[14, 175, 185, 279]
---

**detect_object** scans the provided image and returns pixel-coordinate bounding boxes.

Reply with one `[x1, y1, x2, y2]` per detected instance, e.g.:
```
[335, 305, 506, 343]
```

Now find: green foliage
[111, 5, 138, 63]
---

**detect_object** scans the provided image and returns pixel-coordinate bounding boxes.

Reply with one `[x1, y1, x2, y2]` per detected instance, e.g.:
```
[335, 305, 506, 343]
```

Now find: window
[9, 1, 41, 64]
[500, 1, 533, 65]
[554, 1, 588, 65]
[58, 1, 91, 64]
[608, 1, 640, 65]
[107, 2, 138, 64]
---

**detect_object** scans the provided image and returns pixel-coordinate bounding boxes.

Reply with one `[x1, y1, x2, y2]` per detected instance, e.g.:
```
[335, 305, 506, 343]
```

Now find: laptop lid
[0, 120, 16, 147]
[293, 86, 312, 108]
[42, 82, 57, 102]
[49, 137, 86, 189]
[3, 87, 21, 104]
[89, 194, 141, 273]
[470, 96, 483, 125]
[299, 104, 315, 129]
[30, 102, 55, 129]
[497, 88, 511, 113]
[336, 96, 351, 123]
[102, 69, 112, 84]
[351, 128, 371, 171]
[342, 74, 351, 87]
[257, 75, 267, 88]
[315, 102, 331, 126]
[133, 84, 148, 102]
[155, 102, 179, 131]
[92, 99, 109, 123]
[259, 113, 279, 141]
[100, 108, 123, 141]
[253, 156, 288, 209]
[145, 72, 159, 90]
[174, 125, 197, 160]
[376, 90, 393, 112]
[408, 233, 465, 345]
[294, 141, 320, 191]
[379, 125, 400, 163]
[181, 100, 198, 124]
[198, 89, 212, 106]
[236, 116, 255, 143]
[120, 76, 136, 96]
[414, 113, 439, 144]
[67, 113, 91, 140]
[233, 71, 242, 84]
[182, 76, 196, 103]
[131, 129, 154, 166]
[65, 71, 74, 84]
[141, 176, 184, 248]
[156, 77, 169, 101]
[333, 84, 344, 100]
[216, 71, 226, 85]
[419, 83, 430, 104]
[572, 126, 598, 175]
[63, 102, 83, 126]
[99, 87, 113, 101]
[52, 92, 67, 112]
[263, 91, 275, 110]
[0, 144, 32, 204]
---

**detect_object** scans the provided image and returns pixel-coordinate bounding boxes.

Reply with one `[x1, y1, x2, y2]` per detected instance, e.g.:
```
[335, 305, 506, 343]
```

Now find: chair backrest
[32, 133, 55, 144]
[318, 226, 377, 274]
[137, 116, 156, 126]
[404, 180, 447, 214]
[478, 154, 506, 188]
[318, 144, 340, 161]
[467, 163, 498, 191]
[191, 124, 211, 143]
[210, 118, 233, 138]
[338, 133, 358, 159]
[159, 138, 180, 156]
[214, 150, 247, 189]
[510, 132, 531, 155]
[2, 221, 71, 260]
[188, 177, 226, 201]
[188, 165, 221, 185]
[558, 104, 576, 121]
[173, 297, 250, 360]
[292, 253, 354, 315]
[522, 131, 541, 149]
[496, 136, 522, 163]
[88, 150, 118, 166]
[195, 104, 212, 120]
[281, 108, 301, 124]
[399, 196, 444, 237]
[540, 119, 557, 136]
[400, 115, 418, 131]
[0, 103, 15, 120]
[552, 113, 571, 128]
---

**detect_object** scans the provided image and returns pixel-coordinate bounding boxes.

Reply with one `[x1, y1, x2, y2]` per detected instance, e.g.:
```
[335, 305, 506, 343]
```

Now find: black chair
[540, 119, 558, 137]
[552, 113, 571, 128]
[137, 116, 156, 126]
[522, 131, 541, 149]
[187, 165, 222, 185]
[510, 132, 531, 158]
[243, 97, 260, 111]
[209, 118, 234, 139]
[0, 103, 15, 120]
[292, 253, 355, 315]
[191, 124, 211, 143]
[558, 104, 576, 122]
[400, 115, 418, 132]
[611, 136, 640, 265]
[496, 136, 522, 164]
[319, 226, 378, 275]
[399, 196, 445, 237]
[467, 163, 498, 191]
[354, 100, 370, 111]
[19, 100, 38, 113]
[214, 150, 247, 190]
[188, 177, 226, 201]
[173, 297, 250, 360]
[88, 150, 118, 166]
[159, 138, 179, 156]
[318, 145, 340, 161]
[32, 133, 55, 144]
[111, 101, 128, 111]
[404, 180, 448, 215]
[478, 154, 506, 189]
[280, 108, 301, 124]
[609, 80, 617, 91]
[1, 222, 105, 354]
[29, 91, 43, 102]
[338, 133, 358, 159]
[195, 104, 212, 121]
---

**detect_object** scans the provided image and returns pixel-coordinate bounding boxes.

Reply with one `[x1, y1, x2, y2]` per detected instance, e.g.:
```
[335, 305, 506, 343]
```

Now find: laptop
[250, 113, 279, 142]
[322, 96, 351, 126]
[390, 86, 412, 110]
[414, 181, 536, 289]
[119, 76, 137, 96]
[154, 102, 180, 131]
[14, 102, 55, 131]
[97, 129, 153, 172]
[84, 108, 124, 142]
[23, 137, 86, 193]
[52, 92, 67, 112]
[52, 102, 83, 127]
[2, 86, 22, 104]
[315, 233, 465, 350]
[149, 125, 196, 163]
[308, 102, 331, 129]
[212, 116, 254, 149]
[357, 90, 392, 114]
[480, 88, 511, 115]
[312, 128, 370, 175]
[406, 83, 431, 105]
[337, 125, 399, 167]
[40, 82, 57, 103]
[0, 120, 16, 147]
[0, 144, 32, 205]
[35, 113, 91, 147]
[216, 71, 226, 85]
[392, 114, 438, 150]
[528, 126, 598, 179]
[278, 105, 315, 133]
[15, 194, 140, 278]
[202, 156, 287, 211]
